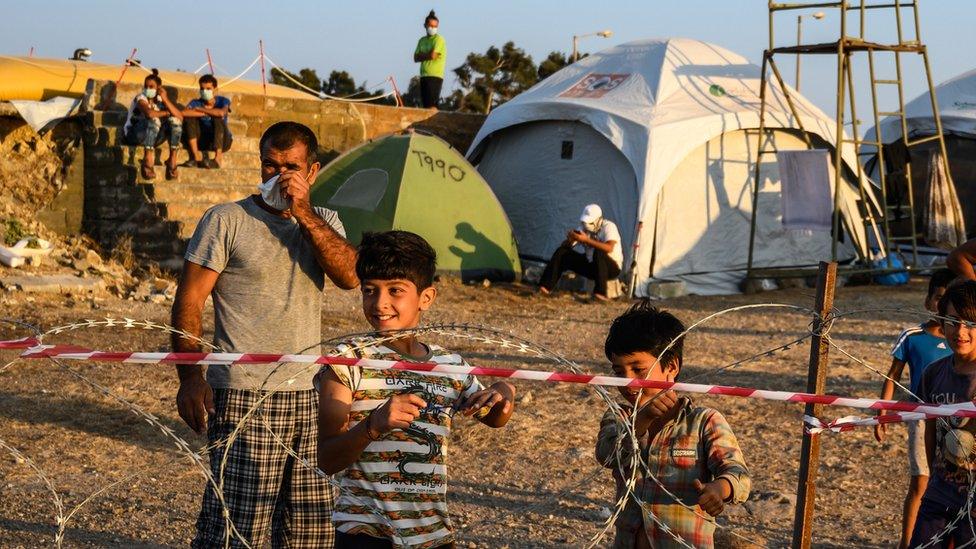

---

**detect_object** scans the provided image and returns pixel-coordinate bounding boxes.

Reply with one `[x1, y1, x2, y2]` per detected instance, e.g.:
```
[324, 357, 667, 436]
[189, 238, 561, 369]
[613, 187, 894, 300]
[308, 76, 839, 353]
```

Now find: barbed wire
[0, 301, 971, 548]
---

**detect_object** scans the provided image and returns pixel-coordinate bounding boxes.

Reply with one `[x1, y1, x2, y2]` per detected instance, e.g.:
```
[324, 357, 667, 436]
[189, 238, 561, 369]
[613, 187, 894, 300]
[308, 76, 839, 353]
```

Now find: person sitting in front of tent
[122, 69, 183, 180]
[539, 204, 623, 301]
[181, 74, 232, 169]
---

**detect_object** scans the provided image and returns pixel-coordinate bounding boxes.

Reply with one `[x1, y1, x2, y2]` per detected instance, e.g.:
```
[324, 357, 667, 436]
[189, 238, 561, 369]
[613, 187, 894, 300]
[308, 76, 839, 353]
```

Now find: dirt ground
[0, 273, 937, 548]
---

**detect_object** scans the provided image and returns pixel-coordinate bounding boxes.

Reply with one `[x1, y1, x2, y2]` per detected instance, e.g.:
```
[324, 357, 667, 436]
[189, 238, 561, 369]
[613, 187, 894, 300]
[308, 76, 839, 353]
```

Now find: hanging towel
[923, 149, 967, 250]
[777, 149, 833, 231]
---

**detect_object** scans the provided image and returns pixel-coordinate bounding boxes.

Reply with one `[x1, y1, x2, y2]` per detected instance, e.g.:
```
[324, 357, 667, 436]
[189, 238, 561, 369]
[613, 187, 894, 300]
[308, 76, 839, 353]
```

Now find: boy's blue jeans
[909, 498, 976, 548]
[128, 116, 182, 149]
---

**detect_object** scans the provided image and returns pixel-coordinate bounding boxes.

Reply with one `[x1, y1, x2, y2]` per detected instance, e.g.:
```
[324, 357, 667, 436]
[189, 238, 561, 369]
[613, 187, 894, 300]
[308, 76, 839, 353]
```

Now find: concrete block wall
[0, 106, 86, 236]
[82, 79, 486, 269]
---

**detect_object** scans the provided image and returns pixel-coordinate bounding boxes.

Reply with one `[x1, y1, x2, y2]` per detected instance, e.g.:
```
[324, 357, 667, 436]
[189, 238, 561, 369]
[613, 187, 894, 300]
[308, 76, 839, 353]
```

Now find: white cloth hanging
[777, 149, 833, 231]
[923, 149, 967, 249]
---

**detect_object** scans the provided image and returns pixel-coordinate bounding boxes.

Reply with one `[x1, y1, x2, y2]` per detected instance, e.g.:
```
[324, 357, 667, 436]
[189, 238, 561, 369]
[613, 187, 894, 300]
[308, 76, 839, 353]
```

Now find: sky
[3, 0, 975, 128]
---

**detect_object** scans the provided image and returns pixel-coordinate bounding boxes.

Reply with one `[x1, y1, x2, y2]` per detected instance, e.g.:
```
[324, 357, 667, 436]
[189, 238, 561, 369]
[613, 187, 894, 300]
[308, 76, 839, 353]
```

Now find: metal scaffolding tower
[747, 0, 953, 280]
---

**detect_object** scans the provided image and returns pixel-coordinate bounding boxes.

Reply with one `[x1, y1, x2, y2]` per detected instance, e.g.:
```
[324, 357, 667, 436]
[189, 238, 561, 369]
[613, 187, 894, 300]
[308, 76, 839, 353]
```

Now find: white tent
[467, 38, 875, 295]
[865, 68, 976, 240]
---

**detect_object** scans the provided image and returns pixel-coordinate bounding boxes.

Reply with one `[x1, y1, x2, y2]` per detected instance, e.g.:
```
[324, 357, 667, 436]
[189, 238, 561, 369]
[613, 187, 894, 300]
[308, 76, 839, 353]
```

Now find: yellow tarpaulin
[0, 55, 314, 101]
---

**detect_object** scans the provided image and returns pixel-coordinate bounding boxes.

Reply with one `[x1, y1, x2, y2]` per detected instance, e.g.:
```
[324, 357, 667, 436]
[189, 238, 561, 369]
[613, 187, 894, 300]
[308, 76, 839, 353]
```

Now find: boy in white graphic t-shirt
[317, 230, 516, 549]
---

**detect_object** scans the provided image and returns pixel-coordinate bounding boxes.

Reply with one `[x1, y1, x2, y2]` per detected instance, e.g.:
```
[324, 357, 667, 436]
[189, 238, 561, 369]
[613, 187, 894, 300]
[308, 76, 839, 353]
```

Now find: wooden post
[791, 261, 837, 549]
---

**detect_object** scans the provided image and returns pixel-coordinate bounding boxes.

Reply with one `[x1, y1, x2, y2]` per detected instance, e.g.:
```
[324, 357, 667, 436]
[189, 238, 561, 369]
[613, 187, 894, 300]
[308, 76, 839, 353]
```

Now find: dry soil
[0, 276, 936, 548]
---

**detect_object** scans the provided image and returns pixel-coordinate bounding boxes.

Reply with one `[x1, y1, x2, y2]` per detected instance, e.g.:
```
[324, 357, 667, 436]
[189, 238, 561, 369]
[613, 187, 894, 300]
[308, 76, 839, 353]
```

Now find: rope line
[262, 54, 395, 102]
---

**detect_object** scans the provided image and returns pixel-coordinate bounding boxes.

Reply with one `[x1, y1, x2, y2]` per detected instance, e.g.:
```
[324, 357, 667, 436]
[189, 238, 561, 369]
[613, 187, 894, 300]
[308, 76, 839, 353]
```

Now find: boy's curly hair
[604, 299, 686, 373]
[356, 230, 437, 290]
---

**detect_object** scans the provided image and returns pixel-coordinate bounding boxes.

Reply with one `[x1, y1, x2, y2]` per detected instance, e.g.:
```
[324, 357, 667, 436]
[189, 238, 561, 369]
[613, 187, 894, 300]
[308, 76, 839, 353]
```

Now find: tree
[323, 70, 366, 97]
[439, 88, 465, 111]
[402, 76, 423, 107]
[538, 51, 570, 80]
[452, 41, 539, 114]
[269, 67, 323, 94]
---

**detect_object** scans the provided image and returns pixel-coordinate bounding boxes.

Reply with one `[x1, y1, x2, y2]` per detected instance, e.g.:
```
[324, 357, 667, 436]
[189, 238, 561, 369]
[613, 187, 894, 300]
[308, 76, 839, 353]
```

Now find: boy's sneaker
[180, 159, 199, 168]
[203, 158, 220, 169]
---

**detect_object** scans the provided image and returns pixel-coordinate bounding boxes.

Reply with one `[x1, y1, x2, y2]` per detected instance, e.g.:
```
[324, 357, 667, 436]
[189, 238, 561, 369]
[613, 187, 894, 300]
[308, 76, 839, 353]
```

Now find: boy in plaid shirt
[596, 301, 750, 548]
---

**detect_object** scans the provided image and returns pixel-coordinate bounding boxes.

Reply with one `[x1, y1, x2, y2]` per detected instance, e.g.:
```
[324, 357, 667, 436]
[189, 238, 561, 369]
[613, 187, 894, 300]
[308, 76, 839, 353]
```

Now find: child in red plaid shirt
[596, 301, 750, 548]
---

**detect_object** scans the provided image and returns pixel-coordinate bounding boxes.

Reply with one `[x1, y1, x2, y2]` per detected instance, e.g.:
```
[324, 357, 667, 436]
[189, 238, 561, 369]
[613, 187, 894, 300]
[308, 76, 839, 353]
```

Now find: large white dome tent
[467, 38, 876, 295]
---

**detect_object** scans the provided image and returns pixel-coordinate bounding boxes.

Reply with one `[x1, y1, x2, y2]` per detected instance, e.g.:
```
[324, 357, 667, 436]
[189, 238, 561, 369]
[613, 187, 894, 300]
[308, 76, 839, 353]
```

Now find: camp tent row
[14, 43, 883, 295]
[467, 38, 876, 295]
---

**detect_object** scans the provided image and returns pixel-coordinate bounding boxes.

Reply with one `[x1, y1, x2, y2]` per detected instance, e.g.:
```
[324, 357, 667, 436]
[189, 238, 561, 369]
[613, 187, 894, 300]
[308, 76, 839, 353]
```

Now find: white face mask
[257, 174, 291, 211]
[200, 88, 214, 101]
[144, 88, 157, 99]
[426, 26, 438, 36]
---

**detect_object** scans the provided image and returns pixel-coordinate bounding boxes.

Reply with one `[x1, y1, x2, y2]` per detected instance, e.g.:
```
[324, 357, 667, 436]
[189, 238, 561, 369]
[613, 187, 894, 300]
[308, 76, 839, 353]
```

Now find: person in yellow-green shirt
[414, 10, 446, 109]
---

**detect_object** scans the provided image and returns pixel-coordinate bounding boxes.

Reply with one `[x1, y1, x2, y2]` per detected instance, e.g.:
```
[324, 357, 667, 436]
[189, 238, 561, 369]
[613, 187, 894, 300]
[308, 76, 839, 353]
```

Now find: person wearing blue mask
[413, 10, 446, 109]
[181, 74, 233, 169]
[122, 69, 183, 180]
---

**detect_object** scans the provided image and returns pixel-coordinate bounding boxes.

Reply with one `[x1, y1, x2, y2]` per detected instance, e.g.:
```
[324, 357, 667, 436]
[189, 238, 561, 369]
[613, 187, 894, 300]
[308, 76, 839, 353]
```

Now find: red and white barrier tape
[0, 337, 39, 349]
[803, 406, 968, 434]
[10, 342, 976, 422]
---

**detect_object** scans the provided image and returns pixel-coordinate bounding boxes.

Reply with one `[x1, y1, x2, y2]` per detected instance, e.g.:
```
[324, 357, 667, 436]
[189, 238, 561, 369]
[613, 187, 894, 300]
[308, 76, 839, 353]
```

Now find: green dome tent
[310, 132, 521, 282]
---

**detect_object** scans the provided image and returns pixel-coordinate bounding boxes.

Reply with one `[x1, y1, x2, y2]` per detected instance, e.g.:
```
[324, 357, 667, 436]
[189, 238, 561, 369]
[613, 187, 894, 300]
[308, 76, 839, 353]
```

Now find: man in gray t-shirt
[172, 121, 358, 548]
[184, 198, 343, 390]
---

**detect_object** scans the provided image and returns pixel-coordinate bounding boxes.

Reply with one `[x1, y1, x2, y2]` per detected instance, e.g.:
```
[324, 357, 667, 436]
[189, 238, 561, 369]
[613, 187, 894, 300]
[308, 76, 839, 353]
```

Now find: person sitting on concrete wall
[122, 69, 183, 181]
[538, 203, 624, 301]
[180, 74, 233, 169]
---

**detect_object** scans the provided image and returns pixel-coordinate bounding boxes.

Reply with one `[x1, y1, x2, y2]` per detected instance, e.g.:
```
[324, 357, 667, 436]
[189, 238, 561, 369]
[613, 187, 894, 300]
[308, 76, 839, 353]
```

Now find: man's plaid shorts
[192, 388, 335, 548]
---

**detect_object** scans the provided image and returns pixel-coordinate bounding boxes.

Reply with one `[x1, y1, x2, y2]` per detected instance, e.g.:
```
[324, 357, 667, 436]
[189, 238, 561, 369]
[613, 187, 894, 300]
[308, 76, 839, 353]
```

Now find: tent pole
[865, 48, 896, 269]
[768, 58, 813, 148]
[628, 221, 643, 297]
[892, 23, 918, 267]
[650, 194, 662, 279]
[747, 52, 772, 276]
[830, 7, 848, 263]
